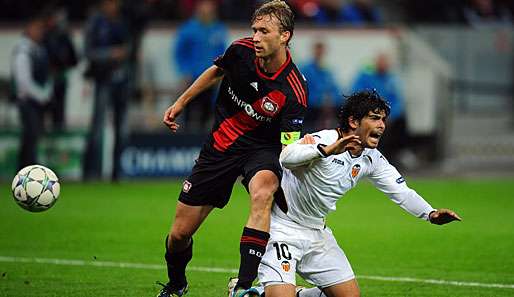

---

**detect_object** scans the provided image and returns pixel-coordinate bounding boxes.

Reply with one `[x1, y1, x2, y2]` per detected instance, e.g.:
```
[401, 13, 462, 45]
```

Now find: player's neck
[258, 48, 287, 74]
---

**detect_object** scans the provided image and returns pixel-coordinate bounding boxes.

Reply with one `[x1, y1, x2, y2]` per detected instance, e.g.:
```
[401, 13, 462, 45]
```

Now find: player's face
[354, 110, 386, 149]
[252, 14, 288, 58]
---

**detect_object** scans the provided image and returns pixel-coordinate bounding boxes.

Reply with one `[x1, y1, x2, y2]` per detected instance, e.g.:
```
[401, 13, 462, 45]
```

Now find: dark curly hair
[338, 89, 391, 132]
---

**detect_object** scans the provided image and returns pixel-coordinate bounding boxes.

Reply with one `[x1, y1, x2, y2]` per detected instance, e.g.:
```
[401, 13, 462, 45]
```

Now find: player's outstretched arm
[319, 135, 360, 156]
[163, 65, 224, 132]
[429, 209, 462, 225]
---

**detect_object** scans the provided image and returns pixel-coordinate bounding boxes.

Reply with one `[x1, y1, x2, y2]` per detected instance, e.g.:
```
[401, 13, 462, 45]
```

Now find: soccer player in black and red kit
[157, 1, 308, 297]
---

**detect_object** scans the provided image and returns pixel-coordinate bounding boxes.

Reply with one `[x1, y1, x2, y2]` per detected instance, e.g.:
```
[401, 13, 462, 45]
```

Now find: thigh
[322, 279, 360, 297]
[264, 283, 296, 297]
[241, 149, 282, 190]
[298, 228, 355, 288]
[178, 148, 242, 209]
[258, 222, 305, 286]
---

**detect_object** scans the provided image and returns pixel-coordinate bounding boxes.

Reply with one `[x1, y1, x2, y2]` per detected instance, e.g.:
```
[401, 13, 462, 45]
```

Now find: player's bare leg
[322, 279, 360, 297]
[234, 170, 279, 292]
[168, 201, 214, 251]
[247, 170, 278, 231]
[159, 202, 214, 296]
[264, 283, 296, 297]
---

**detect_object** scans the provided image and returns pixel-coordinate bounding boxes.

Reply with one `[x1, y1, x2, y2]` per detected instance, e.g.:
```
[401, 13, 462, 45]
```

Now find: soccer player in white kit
[244, 90, 461, 297]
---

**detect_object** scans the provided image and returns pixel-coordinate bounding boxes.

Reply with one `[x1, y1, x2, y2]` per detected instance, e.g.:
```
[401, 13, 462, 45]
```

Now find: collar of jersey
[254, 49, 292, 81]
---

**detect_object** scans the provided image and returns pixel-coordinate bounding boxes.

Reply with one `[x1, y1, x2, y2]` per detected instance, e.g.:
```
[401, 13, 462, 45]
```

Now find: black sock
[164, 235, 193, 289]
[236, 227, 270, 289]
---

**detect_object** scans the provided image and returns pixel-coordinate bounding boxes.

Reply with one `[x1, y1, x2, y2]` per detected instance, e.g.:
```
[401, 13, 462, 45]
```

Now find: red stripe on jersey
[234, 38, 254, 45]
[212, 90, 286, 152]
[290, 71, 307, 106]
[241, 236, 268, 247]
[287, 75, 303, 107]
[254, 49, 292, 81]
[234, 41, 254, 49]
[213, 112, 256, 152]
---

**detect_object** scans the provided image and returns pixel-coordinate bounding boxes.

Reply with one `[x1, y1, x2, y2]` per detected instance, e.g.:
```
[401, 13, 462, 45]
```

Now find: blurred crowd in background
[1, 0, 513, 26]
[3, 0, 513, 180]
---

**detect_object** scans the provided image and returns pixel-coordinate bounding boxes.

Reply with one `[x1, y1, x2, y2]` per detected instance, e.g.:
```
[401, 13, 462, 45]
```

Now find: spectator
[463, 0, 512, 27]
[10, 15, 52, 170]
[172, 0, 228, 131]
[219, 0, 256, 21]
[301, 41, 341, 131]
[83, 0, 130, 181]
[43, 7, 78, 131]
[121, 0, 157, 101]
[352, 53, 407, 167]
[341, 0, 382, 25]
[312, 0, 381, 26]
[402, 0, 465, 24]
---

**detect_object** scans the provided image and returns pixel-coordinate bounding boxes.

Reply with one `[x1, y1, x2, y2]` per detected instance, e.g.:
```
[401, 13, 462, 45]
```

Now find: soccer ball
[11, 165, 60, 212]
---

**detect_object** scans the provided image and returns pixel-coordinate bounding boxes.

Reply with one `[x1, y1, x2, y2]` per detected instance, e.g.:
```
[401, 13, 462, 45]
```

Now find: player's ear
[348, 116, 359, 130]
[280, 30, 290, 45]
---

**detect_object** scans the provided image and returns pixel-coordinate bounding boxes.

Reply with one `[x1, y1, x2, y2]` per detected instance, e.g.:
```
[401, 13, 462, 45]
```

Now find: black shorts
[178, 146, 282, 208]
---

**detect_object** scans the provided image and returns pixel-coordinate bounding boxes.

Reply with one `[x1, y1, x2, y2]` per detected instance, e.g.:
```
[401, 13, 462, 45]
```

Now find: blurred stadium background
[0, 0, 512, 180]
[0, 0, 513, 296]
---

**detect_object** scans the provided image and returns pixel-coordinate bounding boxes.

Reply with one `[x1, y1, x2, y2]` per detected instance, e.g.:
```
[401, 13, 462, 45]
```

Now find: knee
[346, 285, 360, 297]
[250, 187, 276, 210]
[169, 225, 192, 244]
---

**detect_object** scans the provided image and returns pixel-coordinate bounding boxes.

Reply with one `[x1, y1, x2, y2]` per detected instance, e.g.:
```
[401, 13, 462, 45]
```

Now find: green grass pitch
[1, 178, 514, 296]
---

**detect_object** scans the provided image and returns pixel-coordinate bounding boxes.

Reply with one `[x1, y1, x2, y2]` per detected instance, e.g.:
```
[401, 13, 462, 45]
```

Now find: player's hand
[429, 209, 462, 225]
[299, 134, 316, 144]
[163, 102, 184, 133]
[323, 135, 361, 155]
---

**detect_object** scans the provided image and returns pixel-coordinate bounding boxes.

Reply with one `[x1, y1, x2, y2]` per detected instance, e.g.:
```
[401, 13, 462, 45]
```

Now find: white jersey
[276, 129, 435, 229]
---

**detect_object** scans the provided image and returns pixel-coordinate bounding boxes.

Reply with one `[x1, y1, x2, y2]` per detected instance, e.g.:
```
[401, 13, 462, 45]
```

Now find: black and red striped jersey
[208, 37, 308, 154]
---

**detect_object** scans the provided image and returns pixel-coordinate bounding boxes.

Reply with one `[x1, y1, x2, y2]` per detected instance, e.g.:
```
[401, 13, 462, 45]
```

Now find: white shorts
[258, 213, 355, 288]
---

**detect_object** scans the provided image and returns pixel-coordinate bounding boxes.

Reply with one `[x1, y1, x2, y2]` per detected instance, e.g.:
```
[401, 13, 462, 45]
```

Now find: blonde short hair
[251, 0, 295, 45]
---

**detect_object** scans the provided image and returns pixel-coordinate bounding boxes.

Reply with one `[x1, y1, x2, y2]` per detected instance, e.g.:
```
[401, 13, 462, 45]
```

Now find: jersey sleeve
[213, 38, 252, 70]
[367, 152, 435, 221]
[279, 130, 335, 169]
[280, 96, 307, 145]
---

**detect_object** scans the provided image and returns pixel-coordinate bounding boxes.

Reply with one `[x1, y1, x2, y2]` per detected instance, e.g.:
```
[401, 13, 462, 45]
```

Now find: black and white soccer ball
[11, 165, 60, 212]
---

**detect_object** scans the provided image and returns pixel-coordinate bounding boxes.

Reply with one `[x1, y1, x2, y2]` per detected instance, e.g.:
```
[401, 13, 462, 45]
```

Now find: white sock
[297, 287, 326, 297]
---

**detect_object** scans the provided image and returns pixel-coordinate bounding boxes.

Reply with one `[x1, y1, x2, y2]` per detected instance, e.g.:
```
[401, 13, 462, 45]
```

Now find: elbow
[279, 150, 293, 169]
[279, 149, 300, 169]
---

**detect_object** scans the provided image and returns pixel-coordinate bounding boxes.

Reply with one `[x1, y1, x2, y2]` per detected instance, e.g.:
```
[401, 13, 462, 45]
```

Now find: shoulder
[222, 37, 255, 59]
[230, 37, 255, 50]
[214, 21, 228, 31]
[177, 20, 197, 34]
[363, 148, 389, 166]
[311, 129, 339, 145]
[283, 64, 308, 107]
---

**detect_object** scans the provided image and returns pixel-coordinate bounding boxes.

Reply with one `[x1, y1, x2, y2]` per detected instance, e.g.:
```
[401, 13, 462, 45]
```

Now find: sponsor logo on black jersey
[227, 86, 272, 122]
